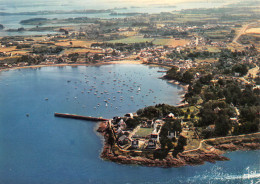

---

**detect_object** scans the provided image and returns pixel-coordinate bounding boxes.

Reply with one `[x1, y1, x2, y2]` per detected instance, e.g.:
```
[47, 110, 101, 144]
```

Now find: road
[232, 22, 258, 45]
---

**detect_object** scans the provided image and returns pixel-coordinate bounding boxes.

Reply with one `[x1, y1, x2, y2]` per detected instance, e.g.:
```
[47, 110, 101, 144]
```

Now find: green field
[207, 47, 221, 52]
[135, 128, 154, 137]
[152, 39, 170, 45]
[107, 36, 154, 44]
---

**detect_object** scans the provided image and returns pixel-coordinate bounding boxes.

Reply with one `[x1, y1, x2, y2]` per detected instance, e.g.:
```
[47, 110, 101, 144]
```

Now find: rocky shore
[206, 135, 260, 152]
[97, 123, 260, 168]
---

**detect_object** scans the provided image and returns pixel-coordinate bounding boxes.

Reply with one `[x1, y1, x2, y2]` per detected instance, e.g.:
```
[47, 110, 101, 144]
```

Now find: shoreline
[0, 60, 143, 72]
[1, 60, 188, 106]
[97, 124, 260, 168]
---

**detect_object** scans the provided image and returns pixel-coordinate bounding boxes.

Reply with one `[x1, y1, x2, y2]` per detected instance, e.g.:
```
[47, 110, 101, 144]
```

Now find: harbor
[54, 112, 109, 121]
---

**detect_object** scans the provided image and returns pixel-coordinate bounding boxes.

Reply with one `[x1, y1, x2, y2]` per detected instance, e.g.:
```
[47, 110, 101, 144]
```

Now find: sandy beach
[0, 60, 143, 72]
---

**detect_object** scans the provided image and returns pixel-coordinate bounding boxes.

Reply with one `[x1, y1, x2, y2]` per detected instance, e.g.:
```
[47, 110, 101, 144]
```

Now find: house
[150, 133, 159, 142]
[235, 72, 240, 77]
[214, 107, 221, 113]
[118, 135, 128, 145]
[167, 113, 175, 119]
[147, 120, 154, 128]
[206, 125, 215, 131]
[125, 113, 133, 118]
[167, 131, 176, 139]
[147, 139, 156, 149]
[131, 139, 139, 149]
[118, 119, 126, 130]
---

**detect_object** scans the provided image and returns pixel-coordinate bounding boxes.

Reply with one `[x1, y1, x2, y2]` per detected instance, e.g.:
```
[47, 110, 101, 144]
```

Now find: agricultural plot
[62, 48, 102, 55]
[246, 28, 260, 34]
[55, 40, 94, 47]
[107, 36, 154, 44]
[153, 38, 189, 47]
[108, 36, 189, 47]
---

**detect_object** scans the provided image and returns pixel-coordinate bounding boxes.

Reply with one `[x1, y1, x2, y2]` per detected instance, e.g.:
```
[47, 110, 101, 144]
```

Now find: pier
[54, 113, 109, 121]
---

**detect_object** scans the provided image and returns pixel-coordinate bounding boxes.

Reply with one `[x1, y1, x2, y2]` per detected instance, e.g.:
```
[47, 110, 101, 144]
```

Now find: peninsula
[0, 0, 259, 168]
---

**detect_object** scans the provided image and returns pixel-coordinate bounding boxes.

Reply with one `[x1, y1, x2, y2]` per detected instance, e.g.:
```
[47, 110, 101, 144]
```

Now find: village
[0, 1, 259, 171]
[112, 112, 178, 151]
[0, 3, 259, 72]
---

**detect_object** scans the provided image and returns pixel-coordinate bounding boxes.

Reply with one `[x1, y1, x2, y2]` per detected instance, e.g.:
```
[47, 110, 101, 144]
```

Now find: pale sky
[102, 0, 233, 6]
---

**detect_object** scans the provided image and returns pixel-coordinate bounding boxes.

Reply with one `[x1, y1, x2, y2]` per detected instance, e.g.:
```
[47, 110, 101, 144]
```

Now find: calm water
[0, 64, 259, 184]
[0, 0, 224, 36]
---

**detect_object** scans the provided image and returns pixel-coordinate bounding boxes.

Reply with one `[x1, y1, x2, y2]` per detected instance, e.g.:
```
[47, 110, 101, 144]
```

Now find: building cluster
[138, 46, 198, 70]
[110, 113, 180, 151]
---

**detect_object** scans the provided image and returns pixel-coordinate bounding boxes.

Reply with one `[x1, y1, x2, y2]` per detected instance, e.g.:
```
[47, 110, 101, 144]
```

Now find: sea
[0, 0, 224, 36]
[0, 64, 259, 184]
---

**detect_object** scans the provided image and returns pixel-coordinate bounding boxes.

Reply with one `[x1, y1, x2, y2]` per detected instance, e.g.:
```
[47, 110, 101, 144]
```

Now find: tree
[68, 53, 79, 62]
[232, 64, 248, 76]
[214, 114, 232, 136]
[125, 117, 141, 129]
[111, 50, 117, 56]
[199, 74, 213, 85]
[172, 135, 187, 157]
[182, 71, 194, 83]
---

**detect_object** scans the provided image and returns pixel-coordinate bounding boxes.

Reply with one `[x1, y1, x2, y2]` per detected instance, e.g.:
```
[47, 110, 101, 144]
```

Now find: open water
[0, 0, 224, 36]
[0, 64, 259, 184]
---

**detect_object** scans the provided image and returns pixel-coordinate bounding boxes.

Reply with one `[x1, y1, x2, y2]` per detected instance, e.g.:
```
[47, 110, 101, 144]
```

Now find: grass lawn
[207, 46, 221, 53]
[135, 128, 154, 137]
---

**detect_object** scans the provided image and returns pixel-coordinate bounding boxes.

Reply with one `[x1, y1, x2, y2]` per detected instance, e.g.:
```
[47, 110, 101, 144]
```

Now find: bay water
[0, 64, 259, 184]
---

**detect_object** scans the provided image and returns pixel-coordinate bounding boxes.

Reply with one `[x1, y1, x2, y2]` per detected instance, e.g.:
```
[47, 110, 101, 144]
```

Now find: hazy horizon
[0, 0, 248, 11]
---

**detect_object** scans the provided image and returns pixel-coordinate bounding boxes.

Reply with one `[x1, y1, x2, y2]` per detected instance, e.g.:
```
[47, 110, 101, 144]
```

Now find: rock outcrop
[98, 123, 260, 168]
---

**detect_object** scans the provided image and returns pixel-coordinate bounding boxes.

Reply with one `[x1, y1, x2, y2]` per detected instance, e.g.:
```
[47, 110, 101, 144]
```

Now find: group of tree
[91, 42, 154, 52]
[16, 55, 43, 65]
[136, 104, 183, 119]
[166, 48, 249, 62]
[198, 100, 235, 137]
[164, 66, 194, 84]
[233, 106, 259, 135]
[125, 117, 142, 129]
[154, 119, 186, 160]
[32, 46, 63, 54]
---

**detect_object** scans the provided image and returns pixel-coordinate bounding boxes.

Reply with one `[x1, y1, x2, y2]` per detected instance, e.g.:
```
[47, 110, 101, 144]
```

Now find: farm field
[62, 48, 103, 55]
[108, 36, 189, 47]
[153, 38, 189, 47]
[107, 36, 154, 44]
[55, 40, 94, 47]
[246, 28, 260, 34]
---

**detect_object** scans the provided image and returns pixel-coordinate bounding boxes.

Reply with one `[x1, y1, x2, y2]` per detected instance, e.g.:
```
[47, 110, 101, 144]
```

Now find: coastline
[93, 61, 259, 168]
[0, 60, 143, 72]
[143, 62, 189, 106]
[97, 124, 260, 168]
[5, 60, 259, 168]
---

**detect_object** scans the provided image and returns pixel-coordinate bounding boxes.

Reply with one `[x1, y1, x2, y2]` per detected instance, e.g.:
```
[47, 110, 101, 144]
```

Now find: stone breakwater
[97, 123, 260, 168]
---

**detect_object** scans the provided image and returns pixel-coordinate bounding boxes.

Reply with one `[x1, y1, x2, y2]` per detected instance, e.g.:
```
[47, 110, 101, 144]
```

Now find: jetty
[54, 113, 109, 121]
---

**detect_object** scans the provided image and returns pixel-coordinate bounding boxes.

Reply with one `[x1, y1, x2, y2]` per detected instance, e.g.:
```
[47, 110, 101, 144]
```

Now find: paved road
[232, 22, 258, 45]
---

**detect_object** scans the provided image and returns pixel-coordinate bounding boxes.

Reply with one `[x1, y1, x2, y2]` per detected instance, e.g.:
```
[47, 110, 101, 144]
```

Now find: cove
[0, 64, 259, 184]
